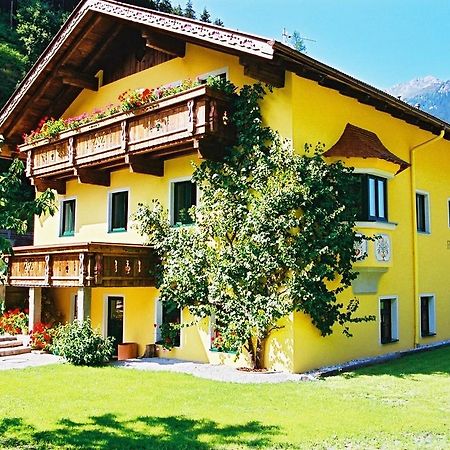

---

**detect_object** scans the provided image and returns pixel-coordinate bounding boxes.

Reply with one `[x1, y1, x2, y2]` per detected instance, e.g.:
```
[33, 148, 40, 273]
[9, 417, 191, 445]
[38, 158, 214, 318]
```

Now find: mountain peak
[386, 76, 450, 123]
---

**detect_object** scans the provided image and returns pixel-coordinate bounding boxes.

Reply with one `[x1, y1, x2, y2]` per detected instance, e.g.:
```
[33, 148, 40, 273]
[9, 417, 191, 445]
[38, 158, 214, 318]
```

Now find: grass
[0, 347, 449, 449]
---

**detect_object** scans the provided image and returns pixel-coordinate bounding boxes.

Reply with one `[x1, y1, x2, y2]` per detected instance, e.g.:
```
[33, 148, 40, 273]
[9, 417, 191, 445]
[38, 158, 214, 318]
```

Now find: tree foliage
[16, 0, 68, 69]
[0, 159, 55, 254]
[135, 82, 372, 369]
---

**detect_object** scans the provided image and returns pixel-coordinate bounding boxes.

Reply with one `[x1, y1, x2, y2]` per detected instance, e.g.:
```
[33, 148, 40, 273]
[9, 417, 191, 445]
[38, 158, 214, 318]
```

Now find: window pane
[421, 297, 430, 337]
[173, 180, 196, 225]
[380, 299, 392, 344]
[111, 192, 128, 231]
[368, 177, 376, 217]
[377, 179, 386, 219]
[62, 200, 75, 236]
[416, 194, 426, 232]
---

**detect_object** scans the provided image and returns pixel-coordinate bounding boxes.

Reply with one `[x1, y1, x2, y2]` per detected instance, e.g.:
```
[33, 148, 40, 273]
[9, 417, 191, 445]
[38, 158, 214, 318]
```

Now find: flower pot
[117, 342, 138, 361]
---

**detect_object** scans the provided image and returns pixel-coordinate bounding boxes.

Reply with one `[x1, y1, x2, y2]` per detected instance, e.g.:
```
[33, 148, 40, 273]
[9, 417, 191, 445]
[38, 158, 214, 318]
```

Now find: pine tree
[213, 18, 224, 27]
[184, 0, 195, 19]
[172, 4, 183, 15]
[200, 7, 211, 23]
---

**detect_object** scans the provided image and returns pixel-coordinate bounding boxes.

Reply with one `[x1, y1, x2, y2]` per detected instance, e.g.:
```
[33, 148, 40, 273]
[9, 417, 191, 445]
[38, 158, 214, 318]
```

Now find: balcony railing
[4, 242, 156, 288]
[20, 85, 233, 191]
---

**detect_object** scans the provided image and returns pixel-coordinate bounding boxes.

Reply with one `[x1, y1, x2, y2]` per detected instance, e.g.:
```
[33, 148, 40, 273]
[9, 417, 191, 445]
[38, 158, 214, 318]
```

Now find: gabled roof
[324, 123, 410, 173]
[0, 0, 448, 145]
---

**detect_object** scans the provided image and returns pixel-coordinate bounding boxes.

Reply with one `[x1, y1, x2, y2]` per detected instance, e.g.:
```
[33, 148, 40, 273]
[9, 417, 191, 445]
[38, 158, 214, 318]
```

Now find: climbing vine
[134, 81, 373, 369]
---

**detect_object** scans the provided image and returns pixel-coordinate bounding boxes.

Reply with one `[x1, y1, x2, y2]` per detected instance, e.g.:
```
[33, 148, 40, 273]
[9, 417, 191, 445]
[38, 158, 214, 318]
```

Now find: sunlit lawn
[0, 346, 449, 449]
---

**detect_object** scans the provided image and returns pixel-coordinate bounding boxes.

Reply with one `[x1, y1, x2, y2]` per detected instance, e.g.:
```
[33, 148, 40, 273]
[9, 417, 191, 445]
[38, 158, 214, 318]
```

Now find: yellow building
[1, 0, 449, 372]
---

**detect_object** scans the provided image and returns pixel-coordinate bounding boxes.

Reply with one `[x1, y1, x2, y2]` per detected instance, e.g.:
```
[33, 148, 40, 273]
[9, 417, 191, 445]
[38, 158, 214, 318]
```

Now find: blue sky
[190, 0, 450, 89]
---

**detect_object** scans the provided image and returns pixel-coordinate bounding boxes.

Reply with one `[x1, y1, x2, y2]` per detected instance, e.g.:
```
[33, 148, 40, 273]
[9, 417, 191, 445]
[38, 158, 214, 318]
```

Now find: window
[447, 199, 450, 228]
[355, 174, 387, 222]
[171, 180, 197, 225]
[420, 295, 436, 337]
[155, 300, 181, 347]
[109, 191, 128, 232]
[60, 199, 75, 236]
[416, 192, 430, 233]
[380, 297, 398, 344]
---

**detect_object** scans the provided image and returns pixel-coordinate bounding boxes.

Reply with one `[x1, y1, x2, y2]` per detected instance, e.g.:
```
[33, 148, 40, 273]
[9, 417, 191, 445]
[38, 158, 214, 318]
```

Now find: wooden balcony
[20, 85, 233, 194]
[4, 242, 156, 288]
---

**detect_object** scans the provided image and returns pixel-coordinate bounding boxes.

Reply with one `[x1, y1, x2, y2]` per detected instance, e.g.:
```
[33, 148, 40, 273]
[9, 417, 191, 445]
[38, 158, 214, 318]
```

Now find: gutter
[410, 129, 445, 346]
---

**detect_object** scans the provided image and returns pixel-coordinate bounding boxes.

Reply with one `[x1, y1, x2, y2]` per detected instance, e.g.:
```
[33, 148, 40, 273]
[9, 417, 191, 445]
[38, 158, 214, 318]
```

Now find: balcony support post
[76, 287, 92, 321]
[28, 287, 42, 331]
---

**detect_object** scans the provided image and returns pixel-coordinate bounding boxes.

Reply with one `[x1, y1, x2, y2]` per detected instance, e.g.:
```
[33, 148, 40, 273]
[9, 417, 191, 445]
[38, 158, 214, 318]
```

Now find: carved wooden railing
[20, 85, 233, 188]
[4, 242, 156, 288]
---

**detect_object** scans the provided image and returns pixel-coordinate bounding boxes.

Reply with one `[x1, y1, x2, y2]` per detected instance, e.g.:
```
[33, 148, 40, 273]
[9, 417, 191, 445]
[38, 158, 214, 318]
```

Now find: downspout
[410, 129, 445, 346]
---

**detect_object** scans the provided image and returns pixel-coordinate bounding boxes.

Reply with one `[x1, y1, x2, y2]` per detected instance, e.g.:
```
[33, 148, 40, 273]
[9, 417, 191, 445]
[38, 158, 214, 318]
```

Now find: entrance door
[107, 296, 124, 355]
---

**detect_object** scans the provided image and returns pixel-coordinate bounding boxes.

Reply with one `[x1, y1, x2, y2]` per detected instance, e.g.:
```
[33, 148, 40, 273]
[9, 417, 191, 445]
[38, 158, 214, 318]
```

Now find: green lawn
[0, 347, 449, 450]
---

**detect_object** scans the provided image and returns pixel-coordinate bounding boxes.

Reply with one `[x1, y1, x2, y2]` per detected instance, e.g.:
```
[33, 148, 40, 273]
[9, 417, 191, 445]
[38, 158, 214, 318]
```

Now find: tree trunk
[247, 336, 265, 370]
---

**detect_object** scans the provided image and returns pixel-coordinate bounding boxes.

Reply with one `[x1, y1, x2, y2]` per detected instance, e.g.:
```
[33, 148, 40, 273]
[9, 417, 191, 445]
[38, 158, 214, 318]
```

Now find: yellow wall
[33, 38, 450, 372]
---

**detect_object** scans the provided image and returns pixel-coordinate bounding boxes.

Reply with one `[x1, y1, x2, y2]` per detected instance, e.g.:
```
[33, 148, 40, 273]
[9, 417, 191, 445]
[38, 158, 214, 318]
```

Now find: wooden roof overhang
[324, 123, 410, 174]
[0, 0, 448, 149]
[4, 241, 157, 288]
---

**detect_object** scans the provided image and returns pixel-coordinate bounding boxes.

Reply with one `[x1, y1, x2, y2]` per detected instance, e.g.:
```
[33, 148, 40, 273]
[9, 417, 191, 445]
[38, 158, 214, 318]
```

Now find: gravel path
[114, 358, 316, 383]
[0, 352, 62, 370]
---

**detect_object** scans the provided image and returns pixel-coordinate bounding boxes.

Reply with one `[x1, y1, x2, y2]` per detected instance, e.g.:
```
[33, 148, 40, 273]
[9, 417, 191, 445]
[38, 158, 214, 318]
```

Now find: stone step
[0, 336, 18, 342]
[0, 340, 23, 349]
[0, 345, 31, 358]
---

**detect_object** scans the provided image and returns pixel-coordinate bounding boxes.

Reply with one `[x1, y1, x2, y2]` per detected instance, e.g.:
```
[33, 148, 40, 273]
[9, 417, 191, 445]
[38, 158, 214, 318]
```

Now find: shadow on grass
[343, 345, 450, 379]
[0, 414, 280, 449]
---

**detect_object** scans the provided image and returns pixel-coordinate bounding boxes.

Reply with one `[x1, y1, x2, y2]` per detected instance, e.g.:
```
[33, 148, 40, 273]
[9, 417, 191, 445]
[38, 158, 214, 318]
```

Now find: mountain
[386, 76, 450, 123]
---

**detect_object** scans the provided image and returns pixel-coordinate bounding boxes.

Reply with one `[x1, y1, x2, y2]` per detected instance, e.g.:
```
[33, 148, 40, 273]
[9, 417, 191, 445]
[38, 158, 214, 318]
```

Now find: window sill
[417, 230, 431, 235]
[381, 339, 399, 345]
[59, 233, 75, 237]
[421, 332, 436, 338]
[108, 228, 127, 233]
[210, 347, 238, 355]
[356, 221, 397, 230]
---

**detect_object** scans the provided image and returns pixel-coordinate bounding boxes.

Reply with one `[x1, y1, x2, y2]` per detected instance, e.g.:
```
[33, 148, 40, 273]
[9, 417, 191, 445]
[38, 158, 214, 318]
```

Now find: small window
[420, 295, 436, 337]
[171, 180, 197, 225]
[60, 199, 75, 236]
[447, 199, 450, 228]
[416, 192, 430, 233]
[380, 297, 398, 344]
[355, 174, 387, 222]
[109, 191, 128, 232]
[156, 300, 181, 347]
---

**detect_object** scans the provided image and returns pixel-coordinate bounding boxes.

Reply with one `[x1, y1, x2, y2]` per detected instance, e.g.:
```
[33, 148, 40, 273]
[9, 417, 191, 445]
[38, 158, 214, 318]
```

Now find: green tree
[184, 0, 195, 18]
[213, 18, 224, 27]
[172, 4, 183, 15]
[16, 0, 68, 69]
[291, 30, 306, 53]
[135, 82, 371, 369]
[0, 43, 26, 107]
[0, 159, 55, 255]
[200, 7, 211, 23]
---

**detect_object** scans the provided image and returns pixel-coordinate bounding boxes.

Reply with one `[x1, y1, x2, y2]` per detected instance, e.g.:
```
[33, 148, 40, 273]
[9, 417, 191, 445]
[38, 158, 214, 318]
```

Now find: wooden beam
[32, 178, 66, 195]
[59, 68, 98, 91]
[239, 56, 285, 88]
[141, 30, 185, 57]
[126, 155, 164, 177]
[75, 168, 110, 186]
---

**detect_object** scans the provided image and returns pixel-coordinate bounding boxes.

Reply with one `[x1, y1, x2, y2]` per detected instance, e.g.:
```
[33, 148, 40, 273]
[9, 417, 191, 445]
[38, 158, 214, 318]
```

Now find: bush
[50, 319, 113, 366]
[0, 308, 28, 335]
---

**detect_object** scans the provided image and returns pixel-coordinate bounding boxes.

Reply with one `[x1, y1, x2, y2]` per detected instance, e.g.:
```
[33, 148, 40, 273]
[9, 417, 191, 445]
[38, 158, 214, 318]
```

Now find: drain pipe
[410, 129, 445, 346]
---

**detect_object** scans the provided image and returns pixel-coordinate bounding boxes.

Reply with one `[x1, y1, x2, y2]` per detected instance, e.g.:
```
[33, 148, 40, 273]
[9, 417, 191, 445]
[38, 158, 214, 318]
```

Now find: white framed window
[154, 299, 182, 348]
[169, 177, 197, 226]
[107, 188, 130, 232]
[379, 296, 399, 344]
[59, 197, 76, 237]
[197, 67, 228, 83]
[420, 294, 436, 337]
[447, 198, 450, 228]
[416, 191, 430, 233]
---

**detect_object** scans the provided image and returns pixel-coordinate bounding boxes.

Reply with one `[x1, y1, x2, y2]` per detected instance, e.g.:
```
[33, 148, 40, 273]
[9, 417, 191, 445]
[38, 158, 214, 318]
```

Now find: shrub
[0, 308, 28, 335]
[50, 319, 113, 366]
[29, 322, 53, 350]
